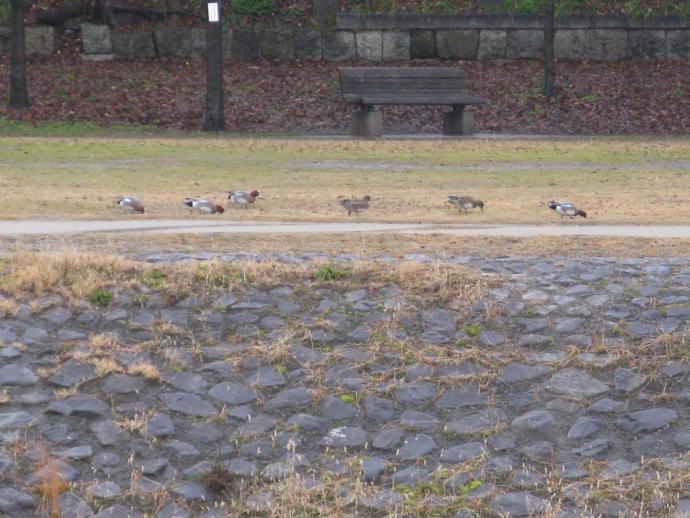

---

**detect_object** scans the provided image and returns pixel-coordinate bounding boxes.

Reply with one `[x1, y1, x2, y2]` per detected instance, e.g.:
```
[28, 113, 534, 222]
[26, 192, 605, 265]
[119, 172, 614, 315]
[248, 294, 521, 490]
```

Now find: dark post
[203, 0, 225, 131]
[543, 0, 556, 97]
[9, 0, 30, 109]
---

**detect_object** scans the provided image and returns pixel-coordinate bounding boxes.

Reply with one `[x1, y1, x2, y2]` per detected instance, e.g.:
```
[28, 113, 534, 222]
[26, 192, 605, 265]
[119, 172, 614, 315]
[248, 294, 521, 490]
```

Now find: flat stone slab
[544, 368, 609, 398]
[617, 408, 678, 433]
[207, 382, 257, 405]
[160, 393, 217, 417]
[0, 364, 39, 386]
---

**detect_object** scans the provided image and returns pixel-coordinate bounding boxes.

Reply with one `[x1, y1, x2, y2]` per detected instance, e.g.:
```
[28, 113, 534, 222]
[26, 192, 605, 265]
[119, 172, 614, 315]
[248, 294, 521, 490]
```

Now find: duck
[338, 195, 371, 216]
[228, 190, 260, 208]
[547, 200, 587, 219]
[447, 195, 484, 213]
[114, 196, 145, 214]
[183, 198, 225, 214]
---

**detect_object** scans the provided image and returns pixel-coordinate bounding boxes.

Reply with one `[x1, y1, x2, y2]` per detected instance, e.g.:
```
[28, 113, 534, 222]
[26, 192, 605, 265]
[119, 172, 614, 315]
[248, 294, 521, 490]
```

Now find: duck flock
[115, 192, 588, 220]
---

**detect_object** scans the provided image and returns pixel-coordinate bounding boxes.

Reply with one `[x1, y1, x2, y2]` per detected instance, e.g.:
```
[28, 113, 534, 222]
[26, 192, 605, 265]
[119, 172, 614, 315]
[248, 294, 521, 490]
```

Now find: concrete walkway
[1, 220, 690, 238]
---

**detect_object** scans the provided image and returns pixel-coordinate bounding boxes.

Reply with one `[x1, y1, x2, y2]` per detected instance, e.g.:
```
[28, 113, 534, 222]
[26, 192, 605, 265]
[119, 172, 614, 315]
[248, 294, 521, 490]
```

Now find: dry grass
[0, 250, 496, 311]
[5, 233, 690, 264]
[0, 137, 688, 224]
[88, 333, 120, 354]
[91, 357, 124, 376]
[127, 362, 161, 381]
[33, 447, 69, 518]
[53, 386, 79, 399]
[0, 250, 140, 302]
[115, 413, 150, 433]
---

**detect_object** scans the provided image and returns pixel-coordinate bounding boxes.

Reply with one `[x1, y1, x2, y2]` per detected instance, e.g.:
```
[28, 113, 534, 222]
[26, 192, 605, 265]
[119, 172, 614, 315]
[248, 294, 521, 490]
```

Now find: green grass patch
[464, 325, 481, 337]
[314, 265, 346, 281]
[89, 289, 113, 307]
[339, 393, 356, 404]
[143, 268, 167, 289]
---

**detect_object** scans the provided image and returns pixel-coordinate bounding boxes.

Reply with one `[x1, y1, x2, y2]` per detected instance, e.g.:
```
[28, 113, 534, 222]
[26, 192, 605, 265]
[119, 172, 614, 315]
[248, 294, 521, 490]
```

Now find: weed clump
[89, 289, 113, 307]
[314, 265, 346, 282]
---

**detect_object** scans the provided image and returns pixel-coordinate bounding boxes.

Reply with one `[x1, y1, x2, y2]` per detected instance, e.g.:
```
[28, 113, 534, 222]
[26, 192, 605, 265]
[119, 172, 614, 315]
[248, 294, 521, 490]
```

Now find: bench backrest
[339, 67, 466, 104]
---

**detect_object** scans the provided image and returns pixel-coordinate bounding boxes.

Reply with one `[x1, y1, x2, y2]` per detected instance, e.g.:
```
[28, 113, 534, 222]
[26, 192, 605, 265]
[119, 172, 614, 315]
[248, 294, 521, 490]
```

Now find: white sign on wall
[208, 2, 219, 22]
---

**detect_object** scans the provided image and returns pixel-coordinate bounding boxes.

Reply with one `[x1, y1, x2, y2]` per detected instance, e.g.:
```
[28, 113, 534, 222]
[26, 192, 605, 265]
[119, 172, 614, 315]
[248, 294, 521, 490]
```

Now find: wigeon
[183, 198, 225, 214]
[447, 195, 484, 213]
[338, 195, 371, 216]
[548, 201, 587, 219]
[228, 190, 260, 207]
[114, 196, 145, 214]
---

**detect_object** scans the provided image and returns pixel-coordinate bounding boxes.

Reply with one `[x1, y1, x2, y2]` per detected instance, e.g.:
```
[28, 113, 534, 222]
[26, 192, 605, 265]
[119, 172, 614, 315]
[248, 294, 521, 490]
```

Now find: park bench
[338, 67, 486, 137]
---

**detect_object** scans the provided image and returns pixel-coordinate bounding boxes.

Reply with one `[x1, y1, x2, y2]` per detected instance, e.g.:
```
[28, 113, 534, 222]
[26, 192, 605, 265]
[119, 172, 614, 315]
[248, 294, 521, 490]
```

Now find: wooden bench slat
[342, 83, 465, 90]
[343, 94, 486, 105]
[342, 84, 466, 90]
[340, 67, 466, 79]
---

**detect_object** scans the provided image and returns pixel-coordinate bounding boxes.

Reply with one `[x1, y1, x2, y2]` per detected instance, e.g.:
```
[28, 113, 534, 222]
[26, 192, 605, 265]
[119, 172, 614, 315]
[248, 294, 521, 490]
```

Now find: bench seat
[338, 67, 486, 137]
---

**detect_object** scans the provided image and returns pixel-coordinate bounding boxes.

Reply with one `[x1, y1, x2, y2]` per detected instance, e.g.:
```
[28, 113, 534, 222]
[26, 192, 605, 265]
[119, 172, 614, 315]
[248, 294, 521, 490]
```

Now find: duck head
[250, 190, 260, 199]
[216, 205, 225, 214]
[476, 200, 484, 212]
[576, 210, 587, 218]
[362, 195, 372, 202]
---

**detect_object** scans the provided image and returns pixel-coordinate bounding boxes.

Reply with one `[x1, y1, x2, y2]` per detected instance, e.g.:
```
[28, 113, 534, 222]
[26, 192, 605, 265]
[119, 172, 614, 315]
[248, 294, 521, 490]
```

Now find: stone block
[555, 29, 586, 60]
[81, 24, 112, 54]
[322, 31, 355, 61]
[295, 30, 321, 60]
[260, 29, 296, 59]
[436, 29, 479, 60]
[313, 0, 339, 23]
[190, 28, 206, 60]
[231, 30, 260, 60]
[154, 27, 191, 57]
[667, 30, 690, 60]
[356, 31, 382, 61]
[585, 29, 626, 61]
[25, 26, 54, 55]
[627, 30, 666, 59]
[111, 31, 155, 58]
[443, 107, 474, 136]
[351, 109, 383, 137]
[506, 29, 543, 59]
[477, 29, 506, 59]
[382, 31, 410, 61]
[410, 30, 436, 59]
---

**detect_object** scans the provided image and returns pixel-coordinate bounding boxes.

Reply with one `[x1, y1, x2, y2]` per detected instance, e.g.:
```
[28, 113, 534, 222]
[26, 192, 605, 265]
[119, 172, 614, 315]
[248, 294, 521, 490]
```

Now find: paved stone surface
[0, 254, 688, 515]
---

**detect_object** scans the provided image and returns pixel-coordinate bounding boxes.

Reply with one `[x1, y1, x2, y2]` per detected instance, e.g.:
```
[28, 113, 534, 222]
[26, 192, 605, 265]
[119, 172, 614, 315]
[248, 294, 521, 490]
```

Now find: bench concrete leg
[443, 106, 474, 136]
[352, 108, 383, 138]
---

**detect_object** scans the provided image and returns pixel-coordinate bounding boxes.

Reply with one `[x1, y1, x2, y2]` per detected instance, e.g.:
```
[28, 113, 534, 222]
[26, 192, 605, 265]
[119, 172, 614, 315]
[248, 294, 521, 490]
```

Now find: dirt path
[2, 220, 690, 238]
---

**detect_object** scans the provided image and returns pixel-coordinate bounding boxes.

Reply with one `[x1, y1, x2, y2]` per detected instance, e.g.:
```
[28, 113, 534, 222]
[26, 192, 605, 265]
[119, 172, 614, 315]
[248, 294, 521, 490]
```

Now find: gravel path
[0, 253, 689, 516]
[2, 220, 690, 238]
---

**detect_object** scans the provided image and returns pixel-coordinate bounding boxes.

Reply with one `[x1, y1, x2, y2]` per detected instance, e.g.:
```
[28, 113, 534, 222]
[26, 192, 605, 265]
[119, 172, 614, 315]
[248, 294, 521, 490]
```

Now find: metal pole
[203, 0, 225, 131]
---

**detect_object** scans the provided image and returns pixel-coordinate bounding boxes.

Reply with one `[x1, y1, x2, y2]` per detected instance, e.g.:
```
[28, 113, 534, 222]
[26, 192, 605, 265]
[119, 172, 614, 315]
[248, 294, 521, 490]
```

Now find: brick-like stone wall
[0, 26, 55, 55]
[1, 15, 688, 61]
[337, 14, 690, 61]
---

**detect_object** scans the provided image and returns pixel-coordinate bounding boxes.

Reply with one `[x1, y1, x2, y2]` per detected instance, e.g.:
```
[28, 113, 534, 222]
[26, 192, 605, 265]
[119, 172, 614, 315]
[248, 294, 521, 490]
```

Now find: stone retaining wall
[0, 26, 55, 55]
[1, 14, 688, 61]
